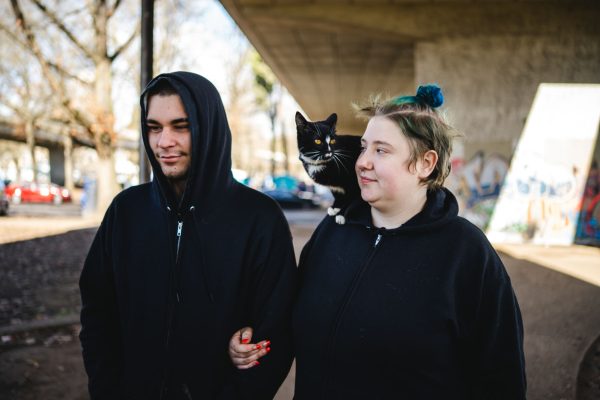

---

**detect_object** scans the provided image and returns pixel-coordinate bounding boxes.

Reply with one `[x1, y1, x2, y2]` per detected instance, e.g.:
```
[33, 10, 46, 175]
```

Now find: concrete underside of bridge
[219, 0, 600, 159]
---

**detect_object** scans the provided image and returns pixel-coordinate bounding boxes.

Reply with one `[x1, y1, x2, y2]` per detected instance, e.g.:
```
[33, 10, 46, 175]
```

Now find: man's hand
[228, 327, 271, 370]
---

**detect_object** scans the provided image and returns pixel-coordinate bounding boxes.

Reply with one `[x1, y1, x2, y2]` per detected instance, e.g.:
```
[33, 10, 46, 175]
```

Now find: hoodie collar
[345, 187, 459, 234]
[140, 72, 235, 215]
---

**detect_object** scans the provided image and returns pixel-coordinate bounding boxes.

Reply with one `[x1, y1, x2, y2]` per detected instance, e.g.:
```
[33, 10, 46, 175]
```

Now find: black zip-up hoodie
[80, 72, 297, 399]
[292, 188, 526, 399]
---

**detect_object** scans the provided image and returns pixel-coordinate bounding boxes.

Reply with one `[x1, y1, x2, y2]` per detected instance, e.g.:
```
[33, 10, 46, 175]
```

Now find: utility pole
[139, 0, 154, 183]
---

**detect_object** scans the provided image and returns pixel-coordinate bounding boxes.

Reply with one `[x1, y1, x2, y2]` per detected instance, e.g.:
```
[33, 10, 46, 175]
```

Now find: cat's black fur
[295, 111, 361, 222]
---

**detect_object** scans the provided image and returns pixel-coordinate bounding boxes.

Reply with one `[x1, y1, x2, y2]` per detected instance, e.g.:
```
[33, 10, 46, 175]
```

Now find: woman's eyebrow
[361, 138, 392, 146]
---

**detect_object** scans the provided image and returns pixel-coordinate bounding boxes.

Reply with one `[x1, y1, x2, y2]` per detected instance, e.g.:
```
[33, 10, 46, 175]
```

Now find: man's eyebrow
[145, 118, 189, 125]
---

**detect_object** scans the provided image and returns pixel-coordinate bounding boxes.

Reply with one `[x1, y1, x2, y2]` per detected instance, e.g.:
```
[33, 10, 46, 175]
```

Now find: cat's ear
[325, 113, 338, 126]
[295, 111, 308, 127]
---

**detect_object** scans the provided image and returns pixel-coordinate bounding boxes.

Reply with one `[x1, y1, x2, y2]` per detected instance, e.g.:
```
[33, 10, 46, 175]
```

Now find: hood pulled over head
[140, 71, 234, 213]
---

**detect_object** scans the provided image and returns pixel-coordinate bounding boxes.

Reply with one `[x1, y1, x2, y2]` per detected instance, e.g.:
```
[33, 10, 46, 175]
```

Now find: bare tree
[250, 50, 285, 177]
[0, 38, 56, 184]
[1, 0, 139, 213]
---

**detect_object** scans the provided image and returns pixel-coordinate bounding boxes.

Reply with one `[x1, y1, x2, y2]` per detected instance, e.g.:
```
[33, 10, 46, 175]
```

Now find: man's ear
[417, 150, 439, 178]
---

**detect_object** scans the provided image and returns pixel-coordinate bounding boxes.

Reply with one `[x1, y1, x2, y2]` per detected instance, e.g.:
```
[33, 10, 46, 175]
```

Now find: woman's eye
[314, 139, 322, 145]
[376, 148, 386, 154]
[175, 125, 190, 131]
[359, 146, 366, 153]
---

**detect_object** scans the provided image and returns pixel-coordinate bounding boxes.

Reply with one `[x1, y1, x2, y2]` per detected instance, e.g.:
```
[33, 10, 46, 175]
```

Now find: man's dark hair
[147, 79, 178, 98]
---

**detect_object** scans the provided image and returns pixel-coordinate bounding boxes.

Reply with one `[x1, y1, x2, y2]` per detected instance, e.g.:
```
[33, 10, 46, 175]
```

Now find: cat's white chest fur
[307, 164, 326, 177]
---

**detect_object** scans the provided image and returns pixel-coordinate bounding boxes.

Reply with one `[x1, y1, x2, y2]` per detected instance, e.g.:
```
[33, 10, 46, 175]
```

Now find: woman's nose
[356, 151, 372, 170]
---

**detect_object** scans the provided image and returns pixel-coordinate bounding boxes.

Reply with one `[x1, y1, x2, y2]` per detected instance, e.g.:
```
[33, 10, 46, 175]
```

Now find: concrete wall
[415, 33, 600, 160]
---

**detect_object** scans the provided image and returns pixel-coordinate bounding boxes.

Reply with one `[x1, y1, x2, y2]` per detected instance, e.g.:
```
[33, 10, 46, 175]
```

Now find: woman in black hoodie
[230, 86, 526, 399]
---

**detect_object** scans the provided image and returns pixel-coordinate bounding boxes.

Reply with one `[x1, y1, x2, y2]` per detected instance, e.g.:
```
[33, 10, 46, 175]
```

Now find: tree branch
[30, 0, 95, 61]
[107, 0, 122, 18]
[0, 22, 92, 87]
[10, 0, 97, 141]
[109, 23, 139, 61]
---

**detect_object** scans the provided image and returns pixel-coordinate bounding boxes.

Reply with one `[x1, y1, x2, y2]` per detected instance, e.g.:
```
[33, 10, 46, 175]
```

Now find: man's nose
[157, 128, 176, 148]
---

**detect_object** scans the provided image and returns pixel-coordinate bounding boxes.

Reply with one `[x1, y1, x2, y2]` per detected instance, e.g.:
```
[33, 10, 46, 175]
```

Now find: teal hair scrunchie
[416, 84, 443, 108]
[389, 84, 444, 108]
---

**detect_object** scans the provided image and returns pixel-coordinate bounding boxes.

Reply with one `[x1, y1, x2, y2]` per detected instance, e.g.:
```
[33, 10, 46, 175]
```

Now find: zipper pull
[177, 221, 183, 237]
[374, 233, 382, 247]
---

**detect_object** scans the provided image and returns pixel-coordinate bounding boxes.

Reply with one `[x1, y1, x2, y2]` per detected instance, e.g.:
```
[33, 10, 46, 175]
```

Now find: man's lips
[158, 154, 184, 164]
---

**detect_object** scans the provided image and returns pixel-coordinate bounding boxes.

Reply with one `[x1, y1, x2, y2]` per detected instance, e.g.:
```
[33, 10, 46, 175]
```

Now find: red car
[5, 182, 72, 205]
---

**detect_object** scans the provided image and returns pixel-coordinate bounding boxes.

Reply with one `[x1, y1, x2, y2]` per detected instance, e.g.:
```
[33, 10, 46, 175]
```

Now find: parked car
[5, 182, 72, 205]
[262, 189, 319, 209]
[0, 181, 9, 216]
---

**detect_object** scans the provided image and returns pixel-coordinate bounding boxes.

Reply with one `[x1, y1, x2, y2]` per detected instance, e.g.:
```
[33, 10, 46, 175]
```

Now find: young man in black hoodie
[79, 72, 297, 399]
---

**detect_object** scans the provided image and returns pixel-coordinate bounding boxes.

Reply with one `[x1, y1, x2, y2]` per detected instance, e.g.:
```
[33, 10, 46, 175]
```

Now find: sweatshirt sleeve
[468, 247, 527, 400]
[79, 204, 122, 399]
[219, 209, 298, 400]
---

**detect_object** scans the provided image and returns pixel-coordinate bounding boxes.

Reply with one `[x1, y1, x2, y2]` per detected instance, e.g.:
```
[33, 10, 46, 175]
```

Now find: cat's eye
[314, 139, 322, 145]
[330, 139, 336, 144]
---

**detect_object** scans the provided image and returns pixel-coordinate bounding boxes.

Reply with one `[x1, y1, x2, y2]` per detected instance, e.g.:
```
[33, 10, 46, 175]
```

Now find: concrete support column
[48, 145, 65, 186]
[63, 135, 74, 192]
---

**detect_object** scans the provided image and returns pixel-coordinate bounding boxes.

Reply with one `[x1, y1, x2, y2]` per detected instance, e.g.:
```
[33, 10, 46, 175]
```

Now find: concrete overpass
[219, 0, 600, 159]
[0, 121, 137, 186]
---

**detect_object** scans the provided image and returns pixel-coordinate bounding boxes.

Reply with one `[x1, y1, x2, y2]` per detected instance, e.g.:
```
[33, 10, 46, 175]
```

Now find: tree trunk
[25, 120, 38, 183]
[92, 4, 118, 214]
[270, 109, 277, 177]
[96, 152, 117, 215]
[280, 120, 289, 175]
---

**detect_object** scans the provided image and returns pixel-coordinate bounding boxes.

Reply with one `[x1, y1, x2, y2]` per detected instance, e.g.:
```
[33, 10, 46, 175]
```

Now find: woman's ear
[417, 150, 439, 178]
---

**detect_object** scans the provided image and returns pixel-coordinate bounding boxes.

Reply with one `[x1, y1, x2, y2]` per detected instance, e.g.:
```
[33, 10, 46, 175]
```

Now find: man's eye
[147, 125, 161, 132]
[175, 125, 190, 131]
[359, 146, 366, 153]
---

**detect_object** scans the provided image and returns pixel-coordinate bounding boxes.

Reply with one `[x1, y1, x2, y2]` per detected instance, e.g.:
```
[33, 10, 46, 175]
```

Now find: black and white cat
[295, 111, 361, 224]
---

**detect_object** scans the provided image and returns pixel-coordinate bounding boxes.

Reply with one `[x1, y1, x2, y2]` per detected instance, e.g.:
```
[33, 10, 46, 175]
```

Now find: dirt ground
[0, 226, 599, 400]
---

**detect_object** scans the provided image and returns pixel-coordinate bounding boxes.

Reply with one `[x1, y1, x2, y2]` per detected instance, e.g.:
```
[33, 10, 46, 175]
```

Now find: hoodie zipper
[175, 220, 183, 303]
[159, 216, 184, 399]
[322, 231, 383, 399]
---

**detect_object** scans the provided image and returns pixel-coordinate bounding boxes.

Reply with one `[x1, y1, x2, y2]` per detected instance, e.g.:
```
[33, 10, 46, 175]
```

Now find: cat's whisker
[333, 152, 353, 160]
[332, 155, 344, 173]
[333, 154, 351, 175]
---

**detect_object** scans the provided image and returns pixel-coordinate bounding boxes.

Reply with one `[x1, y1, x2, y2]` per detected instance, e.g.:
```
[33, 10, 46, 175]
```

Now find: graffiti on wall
[576, 160, 600, 243]
[447, 151, 509, 229]
[486, 84, 600, 245]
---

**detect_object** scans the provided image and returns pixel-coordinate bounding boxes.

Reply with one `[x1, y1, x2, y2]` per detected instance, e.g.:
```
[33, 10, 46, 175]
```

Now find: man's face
[146, 94, 192, 183]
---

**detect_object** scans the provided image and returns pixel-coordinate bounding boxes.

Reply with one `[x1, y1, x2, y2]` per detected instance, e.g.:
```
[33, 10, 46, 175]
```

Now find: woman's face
[355, 116, 425, 211]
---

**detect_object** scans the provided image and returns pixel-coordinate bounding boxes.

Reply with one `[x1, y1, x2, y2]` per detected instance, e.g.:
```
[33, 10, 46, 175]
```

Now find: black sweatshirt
[79, 72, 297, 399]
[293, 188, 526, 399]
